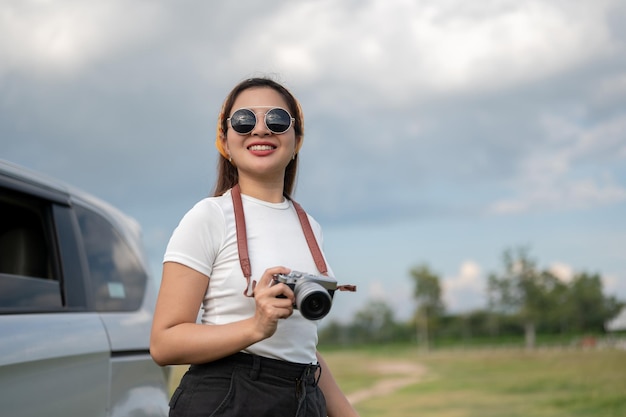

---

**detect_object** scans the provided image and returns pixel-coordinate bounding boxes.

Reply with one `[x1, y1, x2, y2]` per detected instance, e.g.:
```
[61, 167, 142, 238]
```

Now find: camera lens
[295, 282, 332, 320]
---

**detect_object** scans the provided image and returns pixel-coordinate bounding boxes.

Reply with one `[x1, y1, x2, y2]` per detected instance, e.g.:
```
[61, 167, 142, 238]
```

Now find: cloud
[0, 0, 167, 77]
[368, 281, 387, 301]
[1, 0, 625, 316]
[550, 265, 624, 299]
[220, 0, 620, 105]
[487, 112, 626, 215]
[603, 273, 625, 298]
[548, 262, 575, 283]
[489, 176, 626, 215]
[443, 260, 486, 312]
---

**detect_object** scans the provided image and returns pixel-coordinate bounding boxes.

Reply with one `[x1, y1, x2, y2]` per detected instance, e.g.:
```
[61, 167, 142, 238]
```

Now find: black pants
[169, 352, 327, 417]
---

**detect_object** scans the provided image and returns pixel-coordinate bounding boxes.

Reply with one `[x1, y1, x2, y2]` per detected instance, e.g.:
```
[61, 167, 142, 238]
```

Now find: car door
[71, 201, 170, 417]
[0, 181, 111, 417]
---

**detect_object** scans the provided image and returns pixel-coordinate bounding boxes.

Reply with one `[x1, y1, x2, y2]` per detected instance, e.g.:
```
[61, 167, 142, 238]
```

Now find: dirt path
[347, 361, 427, 405]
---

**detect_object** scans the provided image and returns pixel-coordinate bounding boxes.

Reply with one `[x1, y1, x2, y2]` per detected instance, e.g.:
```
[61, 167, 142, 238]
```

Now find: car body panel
[0, 313, 111, 417]
[0, 160, 169, 416]
[109, 355, 170, 417]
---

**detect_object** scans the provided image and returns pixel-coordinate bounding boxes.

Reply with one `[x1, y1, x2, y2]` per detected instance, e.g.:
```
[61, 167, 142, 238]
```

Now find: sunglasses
[227, 107, 294, 135]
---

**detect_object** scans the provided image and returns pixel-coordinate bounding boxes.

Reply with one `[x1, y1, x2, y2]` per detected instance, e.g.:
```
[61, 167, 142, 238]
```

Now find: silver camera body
[273, 271, 337, 320]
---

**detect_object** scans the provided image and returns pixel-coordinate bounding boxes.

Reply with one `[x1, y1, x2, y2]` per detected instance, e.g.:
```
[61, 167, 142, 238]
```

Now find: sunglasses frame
[227, 106, 295, 135]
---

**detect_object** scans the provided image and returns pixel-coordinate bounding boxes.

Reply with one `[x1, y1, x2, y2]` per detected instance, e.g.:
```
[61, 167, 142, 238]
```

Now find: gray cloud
[2, 0, 625, 313]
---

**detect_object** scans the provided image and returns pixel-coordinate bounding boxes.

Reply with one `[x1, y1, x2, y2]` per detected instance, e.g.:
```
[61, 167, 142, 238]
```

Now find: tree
[564, 272, 623, 333]
[352, 300, 397, 343]
[487, 247, 563, 349]
[410, 264, 445, 351]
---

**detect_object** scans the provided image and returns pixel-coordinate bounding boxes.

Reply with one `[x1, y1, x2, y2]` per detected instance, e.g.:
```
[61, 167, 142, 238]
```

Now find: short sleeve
[163, 199, 226, 278]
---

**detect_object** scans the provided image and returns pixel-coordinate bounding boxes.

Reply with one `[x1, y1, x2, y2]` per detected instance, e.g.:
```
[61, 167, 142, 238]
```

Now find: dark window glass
[0, 189, 62, 311]
[74, 205, 146, 311]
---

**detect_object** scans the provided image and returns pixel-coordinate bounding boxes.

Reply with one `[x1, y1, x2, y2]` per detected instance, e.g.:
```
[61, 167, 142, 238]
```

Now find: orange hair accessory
[215, 104, 229, 159]
[215, 99, 304, 160]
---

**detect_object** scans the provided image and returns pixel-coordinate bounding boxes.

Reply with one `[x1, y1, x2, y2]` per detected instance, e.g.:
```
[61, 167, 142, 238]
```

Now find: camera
[273, 271, 337, 320]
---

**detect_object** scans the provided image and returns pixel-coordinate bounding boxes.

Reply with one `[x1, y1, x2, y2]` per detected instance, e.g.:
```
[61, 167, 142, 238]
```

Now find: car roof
[0, 159, 147, 266]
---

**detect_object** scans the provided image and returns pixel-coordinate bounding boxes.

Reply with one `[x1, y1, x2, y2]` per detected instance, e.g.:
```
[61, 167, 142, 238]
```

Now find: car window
[0, 188, 62, 311]
[74, 205, 147, 311]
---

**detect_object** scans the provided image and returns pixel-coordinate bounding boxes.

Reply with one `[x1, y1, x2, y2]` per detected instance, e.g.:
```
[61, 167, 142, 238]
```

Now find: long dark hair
[212, 78, 304, 199]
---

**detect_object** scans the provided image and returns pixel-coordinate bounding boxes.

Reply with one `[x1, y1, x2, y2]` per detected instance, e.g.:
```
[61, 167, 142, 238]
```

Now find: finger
[257, 266, 291, 289]
[256, 281, 295, 305]
[255, 296, 294, 323]
[273, 282, 295, 303]
[275, 287, 296, 305]
[273, 301, 294, 319]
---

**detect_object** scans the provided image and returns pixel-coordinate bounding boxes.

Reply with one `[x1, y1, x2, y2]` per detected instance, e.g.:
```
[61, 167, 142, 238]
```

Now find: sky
[1, 0, 625, 323]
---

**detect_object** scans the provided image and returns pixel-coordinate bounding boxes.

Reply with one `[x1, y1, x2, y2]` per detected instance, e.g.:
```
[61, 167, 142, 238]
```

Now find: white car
[0, 160, 169, 417]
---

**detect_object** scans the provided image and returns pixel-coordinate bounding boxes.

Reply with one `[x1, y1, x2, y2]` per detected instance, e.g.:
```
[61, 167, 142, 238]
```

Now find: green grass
[168, 346, 626, 417]
[320, 346, 626, 417]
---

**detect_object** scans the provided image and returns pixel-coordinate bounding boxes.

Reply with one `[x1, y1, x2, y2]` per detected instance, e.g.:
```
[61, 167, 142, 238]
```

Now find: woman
[150, 77, 360, 417]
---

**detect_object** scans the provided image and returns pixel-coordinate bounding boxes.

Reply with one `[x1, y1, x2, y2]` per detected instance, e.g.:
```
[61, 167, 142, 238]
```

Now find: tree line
[319, 247, 624, 349]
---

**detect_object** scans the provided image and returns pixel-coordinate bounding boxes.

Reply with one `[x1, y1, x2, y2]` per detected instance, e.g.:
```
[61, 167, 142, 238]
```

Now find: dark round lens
[295, 281, 332, 321]
[230, 109, 256, 134]
[309, 296, 323, 311]
[265, 108, 292, 133]
[300, 292, 331, 320]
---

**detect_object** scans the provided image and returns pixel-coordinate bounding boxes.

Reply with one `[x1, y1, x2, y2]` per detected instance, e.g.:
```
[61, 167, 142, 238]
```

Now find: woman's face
[222, 87, 300, 183]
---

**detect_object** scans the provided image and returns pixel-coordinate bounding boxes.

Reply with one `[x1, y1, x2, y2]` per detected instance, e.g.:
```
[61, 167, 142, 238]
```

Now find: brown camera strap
[231, 184, 355, 296]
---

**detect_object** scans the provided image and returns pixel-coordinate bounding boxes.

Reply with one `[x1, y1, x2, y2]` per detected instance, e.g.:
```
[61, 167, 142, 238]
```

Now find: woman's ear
[215, 118, 231, 160]
[221, 134, 230, 155]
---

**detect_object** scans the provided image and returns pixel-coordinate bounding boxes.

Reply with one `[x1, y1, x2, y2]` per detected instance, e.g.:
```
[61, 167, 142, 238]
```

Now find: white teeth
[248, 145, 275, 151]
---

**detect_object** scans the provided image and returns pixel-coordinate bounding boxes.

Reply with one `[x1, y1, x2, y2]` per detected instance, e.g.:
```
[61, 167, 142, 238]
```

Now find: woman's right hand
[251, 266, 296, 339]
[151, 263, 299, 366]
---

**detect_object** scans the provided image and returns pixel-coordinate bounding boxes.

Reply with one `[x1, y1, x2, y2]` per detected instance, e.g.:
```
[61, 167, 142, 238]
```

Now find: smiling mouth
[248, 145, 276, 151]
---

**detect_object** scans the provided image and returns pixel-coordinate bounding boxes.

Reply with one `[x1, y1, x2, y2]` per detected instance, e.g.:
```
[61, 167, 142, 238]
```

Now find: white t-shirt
[163, 189, 333, 364]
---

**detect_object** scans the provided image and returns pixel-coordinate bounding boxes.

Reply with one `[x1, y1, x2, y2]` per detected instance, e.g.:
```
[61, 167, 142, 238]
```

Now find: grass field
[323, 345, 626, 417]
[169, 345, 626, 416]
